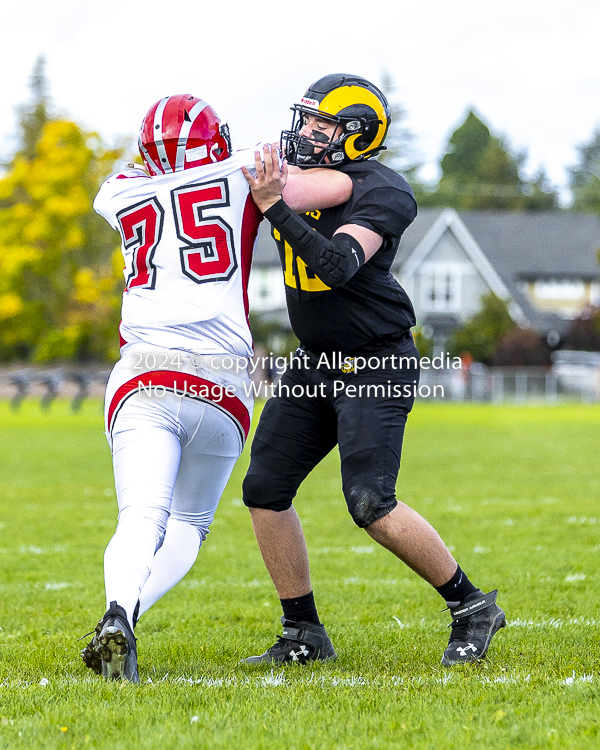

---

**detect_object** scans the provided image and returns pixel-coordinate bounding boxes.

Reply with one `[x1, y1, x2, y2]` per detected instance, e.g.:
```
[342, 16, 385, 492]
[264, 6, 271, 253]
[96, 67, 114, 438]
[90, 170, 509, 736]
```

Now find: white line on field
[6, 671, 597, 690]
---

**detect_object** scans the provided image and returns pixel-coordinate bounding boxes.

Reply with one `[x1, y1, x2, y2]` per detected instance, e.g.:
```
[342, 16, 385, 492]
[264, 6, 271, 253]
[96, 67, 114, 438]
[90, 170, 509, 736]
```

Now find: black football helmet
[282, 74, 391, 168]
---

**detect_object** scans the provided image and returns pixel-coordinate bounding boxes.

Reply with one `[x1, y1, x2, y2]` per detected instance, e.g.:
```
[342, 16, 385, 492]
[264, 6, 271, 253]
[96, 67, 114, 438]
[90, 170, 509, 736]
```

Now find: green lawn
[0, 399, 599, 749]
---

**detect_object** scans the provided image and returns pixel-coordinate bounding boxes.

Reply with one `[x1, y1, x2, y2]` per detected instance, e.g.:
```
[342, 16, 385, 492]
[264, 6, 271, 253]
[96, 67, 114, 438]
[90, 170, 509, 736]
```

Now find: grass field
[0, 398, 599, 749]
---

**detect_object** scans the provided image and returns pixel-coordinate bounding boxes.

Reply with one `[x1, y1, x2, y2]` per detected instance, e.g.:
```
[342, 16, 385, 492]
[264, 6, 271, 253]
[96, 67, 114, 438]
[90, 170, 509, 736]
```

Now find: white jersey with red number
[94, 148, 264, 358]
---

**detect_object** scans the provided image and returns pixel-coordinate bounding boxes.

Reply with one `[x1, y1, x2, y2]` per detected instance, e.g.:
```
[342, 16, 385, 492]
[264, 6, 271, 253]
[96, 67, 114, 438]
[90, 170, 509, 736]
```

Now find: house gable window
[420, 262, 464, 313]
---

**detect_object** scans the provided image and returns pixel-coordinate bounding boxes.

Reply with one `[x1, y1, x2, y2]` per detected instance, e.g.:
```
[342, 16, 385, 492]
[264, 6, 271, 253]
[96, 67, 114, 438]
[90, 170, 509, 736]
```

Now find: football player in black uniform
[241, 74, 506, 666]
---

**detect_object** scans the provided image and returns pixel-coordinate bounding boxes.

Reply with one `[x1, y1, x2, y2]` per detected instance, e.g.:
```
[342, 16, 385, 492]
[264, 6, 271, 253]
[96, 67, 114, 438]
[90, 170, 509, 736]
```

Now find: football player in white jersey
[81, 94, 352, 682]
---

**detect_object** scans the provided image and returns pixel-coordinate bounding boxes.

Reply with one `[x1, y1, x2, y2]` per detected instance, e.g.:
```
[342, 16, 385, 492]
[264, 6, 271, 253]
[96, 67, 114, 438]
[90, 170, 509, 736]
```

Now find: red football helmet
[138, 94, 232, 175]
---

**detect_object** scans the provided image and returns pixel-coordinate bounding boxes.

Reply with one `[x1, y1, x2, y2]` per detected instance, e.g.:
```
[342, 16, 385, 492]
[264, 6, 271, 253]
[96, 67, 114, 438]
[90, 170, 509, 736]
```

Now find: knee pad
[344, 483, 398, 528]
[242, 472, 293, 512]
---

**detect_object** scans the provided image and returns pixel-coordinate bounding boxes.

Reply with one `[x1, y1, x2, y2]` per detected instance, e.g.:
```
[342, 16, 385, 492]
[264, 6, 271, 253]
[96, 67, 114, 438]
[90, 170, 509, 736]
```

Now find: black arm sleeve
[263, 199, 366, 288]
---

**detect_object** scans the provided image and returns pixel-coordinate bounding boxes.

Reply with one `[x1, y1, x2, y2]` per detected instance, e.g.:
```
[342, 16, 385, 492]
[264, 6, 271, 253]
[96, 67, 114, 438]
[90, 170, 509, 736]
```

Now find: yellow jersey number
[274, 229, 331, 293]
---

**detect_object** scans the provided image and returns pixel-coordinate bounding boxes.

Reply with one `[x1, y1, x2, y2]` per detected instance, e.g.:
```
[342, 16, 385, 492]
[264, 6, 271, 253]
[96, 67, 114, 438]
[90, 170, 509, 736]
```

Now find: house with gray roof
[398, 209, 600, 348]
[248, 210, 600, 348]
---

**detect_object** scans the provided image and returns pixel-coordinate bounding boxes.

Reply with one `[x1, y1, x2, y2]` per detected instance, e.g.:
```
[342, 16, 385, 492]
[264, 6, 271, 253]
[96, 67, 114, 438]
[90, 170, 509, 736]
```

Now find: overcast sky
[1, 0, 599, 204]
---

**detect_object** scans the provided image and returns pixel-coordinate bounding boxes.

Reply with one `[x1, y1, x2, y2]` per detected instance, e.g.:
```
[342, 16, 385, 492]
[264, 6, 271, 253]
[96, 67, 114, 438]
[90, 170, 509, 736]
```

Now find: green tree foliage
[442, 110, 500, 185]
[569, 128, 600, 213]
[524, 168, 561, 211]
[0, 62, 124, 362]
[420, 110, 558, 210]
[447, 292, 516, 364]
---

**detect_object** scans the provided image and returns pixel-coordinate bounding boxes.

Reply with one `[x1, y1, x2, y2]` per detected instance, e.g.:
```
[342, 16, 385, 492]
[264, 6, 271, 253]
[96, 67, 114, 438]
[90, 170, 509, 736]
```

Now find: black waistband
[294, 334, 418, 374]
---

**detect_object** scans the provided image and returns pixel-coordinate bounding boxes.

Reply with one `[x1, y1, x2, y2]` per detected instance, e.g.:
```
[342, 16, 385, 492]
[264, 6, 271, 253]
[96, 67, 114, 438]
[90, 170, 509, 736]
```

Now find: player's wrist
[262, 197, 286, 218]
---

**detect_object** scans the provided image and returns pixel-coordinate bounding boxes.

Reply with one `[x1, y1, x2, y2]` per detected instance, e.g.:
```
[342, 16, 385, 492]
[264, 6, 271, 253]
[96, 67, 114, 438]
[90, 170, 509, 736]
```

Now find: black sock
[435, 565, 478, 604]
[280, 591, 321, 625]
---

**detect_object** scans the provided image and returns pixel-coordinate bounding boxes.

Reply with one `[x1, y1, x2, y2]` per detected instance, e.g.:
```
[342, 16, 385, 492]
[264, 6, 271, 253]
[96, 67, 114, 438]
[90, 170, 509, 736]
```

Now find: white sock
[104, 517, 162, 629]
[137, 519, 202, 620]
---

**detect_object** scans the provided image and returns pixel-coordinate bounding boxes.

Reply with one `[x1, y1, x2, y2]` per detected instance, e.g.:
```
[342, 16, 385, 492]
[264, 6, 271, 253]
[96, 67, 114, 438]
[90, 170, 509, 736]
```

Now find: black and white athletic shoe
[242, 617, 337, 664]
[441, 589, 506, 666]
[81, 601, 139, 683]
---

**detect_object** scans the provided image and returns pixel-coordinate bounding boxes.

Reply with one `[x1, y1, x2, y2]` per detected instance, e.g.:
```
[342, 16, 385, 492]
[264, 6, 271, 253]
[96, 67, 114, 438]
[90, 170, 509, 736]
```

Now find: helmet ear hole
[353, 118, 377, 151]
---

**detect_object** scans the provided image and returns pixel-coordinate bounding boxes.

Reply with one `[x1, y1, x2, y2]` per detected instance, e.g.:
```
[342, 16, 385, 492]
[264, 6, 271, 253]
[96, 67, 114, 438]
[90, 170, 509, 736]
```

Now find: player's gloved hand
[241, 143, 288, 213]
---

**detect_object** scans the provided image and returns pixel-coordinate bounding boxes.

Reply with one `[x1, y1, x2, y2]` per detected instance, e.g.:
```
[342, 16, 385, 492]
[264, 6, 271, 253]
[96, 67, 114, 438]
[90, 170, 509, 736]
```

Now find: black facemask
[296, 130, 331, 163]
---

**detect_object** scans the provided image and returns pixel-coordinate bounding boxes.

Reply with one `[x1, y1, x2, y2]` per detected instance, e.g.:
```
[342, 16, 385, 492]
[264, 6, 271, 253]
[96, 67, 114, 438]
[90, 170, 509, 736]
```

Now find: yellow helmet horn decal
[319, 85, 387, 160]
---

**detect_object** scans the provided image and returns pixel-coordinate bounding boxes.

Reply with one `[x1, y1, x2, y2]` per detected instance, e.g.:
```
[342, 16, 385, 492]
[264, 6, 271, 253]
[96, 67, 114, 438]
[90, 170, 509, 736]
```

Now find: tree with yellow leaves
[0, 58, 125, 362]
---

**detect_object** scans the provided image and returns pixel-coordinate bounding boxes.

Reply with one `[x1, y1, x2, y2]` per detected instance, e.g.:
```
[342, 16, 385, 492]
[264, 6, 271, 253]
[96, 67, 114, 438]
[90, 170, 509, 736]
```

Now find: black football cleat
[441, 589, 506, 666]
[81, 601, 139, 683]
[242, 617, 337, 664]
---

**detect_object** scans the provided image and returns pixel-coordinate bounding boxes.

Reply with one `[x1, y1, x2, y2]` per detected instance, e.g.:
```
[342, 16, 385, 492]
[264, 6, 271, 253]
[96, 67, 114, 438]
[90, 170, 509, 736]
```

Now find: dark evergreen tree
[421, 109, 558, 210]
[523, 168, 560, 211]
[441, 110, 496, 186]
[14, 55, 52, 163]
[569, 128, 600, 213]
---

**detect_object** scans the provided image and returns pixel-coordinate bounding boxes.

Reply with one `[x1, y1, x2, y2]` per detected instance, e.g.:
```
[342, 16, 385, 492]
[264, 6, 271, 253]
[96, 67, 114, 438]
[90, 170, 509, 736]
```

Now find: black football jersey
[273, 160, 417, 354]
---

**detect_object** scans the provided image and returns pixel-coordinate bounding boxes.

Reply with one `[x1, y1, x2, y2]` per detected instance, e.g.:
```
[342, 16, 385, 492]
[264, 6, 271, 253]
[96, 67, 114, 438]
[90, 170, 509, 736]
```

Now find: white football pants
[103, 358, 250, 629]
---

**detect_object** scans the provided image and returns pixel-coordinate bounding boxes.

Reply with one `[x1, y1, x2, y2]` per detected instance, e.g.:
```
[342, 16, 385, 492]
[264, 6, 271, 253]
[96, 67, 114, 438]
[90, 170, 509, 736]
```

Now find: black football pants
[243, 346, 420, 527]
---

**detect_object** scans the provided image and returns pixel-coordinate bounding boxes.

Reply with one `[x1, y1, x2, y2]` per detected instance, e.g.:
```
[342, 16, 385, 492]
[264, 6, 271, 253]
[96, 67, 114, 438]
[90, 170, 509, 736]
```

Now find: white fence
[0, 367, 111, 411]
[2, 358, 599, 410]
[419, 363, 600, 403]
